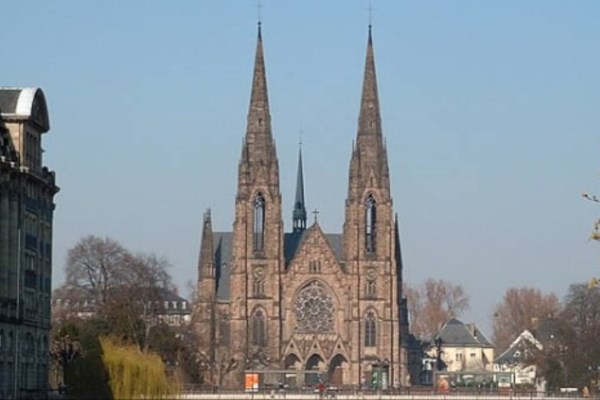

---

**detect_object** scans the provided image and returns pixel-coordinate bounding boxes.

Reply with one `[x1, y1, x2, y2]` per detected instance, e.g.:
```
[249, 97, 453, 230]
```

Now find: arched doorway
[284, 354, 302, 388]
[284, 353, 301, 370]
[305, 354, 325, 386]
[328, 354, 348, 387]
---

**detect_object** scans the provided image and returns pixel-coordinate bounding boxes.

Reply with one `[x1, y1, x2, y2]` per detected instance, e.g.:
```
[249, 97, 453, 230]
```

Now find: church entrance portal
[305, 354, 325, 386]
[328, 354, 348, 387]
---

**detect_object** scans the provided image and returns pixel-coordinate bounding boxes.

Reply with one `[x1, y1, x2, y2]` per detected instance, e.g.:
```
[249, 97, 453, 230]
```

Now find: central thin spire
[293, 141, 307, 232]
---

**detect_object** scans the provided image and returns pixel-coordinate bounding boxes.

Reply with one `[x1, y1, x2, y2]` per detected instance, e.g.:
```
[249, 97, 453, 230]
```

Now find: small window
[365, 281, 377, 299]
[309, 261, 321, 273]
[456, 353, 463, 362]
[253, 278, 265, 297]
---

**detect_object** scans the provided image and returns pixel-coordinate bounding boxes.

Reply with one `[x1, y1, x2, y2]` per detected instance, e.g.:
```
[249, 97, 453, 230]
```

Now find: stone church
[195, 24, 411, 389]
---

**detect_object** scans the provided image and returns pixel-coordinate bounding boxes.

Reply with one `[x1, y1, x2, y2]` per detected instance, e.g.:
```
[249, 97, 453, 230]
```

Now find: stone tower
[229, 22, 284, 378]
[342, 26, 407, 386]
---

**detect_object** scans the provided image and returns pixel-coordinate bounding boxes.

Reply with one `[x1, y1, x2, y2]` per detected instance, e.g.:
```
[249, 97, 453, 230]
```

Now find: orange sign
[245, 373, 259, 392]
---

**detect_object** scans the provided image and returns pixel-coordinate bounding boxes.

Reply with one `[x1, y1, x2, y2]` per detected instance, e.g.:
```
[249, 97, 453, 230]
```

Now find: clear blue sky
[3, 1, 600, 335]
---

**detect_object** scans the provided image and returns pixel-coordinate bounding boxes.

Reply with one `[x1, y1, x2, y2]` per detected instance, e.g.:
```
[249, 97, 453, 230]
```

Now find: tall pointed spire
[348, 25, 389, 195]
[357, 24, 382, 145]
[238, 22, 279, 190]
[293, 140, 307, 232]
[249, 22, 269, 115]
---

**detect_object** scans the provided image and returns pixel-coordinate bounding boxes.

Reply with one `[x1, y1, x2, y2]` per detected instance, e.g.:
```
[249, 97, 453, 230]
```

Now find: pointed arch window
[364, 310, 377, 347]
[365, 194, 377, 254]
[253, 193, 266, 252]
[365, 281, 377, 299]
[251, 309, 267, 346]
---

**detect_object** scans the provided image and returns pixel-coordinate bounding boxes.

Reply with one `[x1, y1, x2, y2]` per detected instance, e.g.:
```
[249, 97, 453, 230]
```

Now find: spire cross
[312, 209, 320, 222]
[258, 0, 263, 25]
[368, 0, 374, 28]
[299, 129, 303, 147]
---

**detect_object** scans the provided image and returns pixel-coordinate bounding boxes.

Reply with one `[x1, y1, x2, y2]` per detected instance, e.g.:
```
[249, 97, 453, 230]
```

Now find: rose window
[295, 281, 334, 333]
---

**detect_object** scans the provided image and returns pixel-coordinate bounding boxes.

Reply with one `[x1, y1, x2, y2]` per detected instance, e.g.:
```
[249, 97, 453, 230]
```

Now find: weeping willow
[100, 337, 178, 399]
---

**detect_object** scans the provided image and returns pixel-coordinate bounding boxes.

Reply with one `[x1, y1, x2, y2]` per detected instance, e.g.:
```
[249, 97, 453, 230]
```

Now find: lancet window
[251, 309, 267, 346]
[364, 310, 377, 347]
[253, 193, 266, 251]
[365, 194, 377, 254]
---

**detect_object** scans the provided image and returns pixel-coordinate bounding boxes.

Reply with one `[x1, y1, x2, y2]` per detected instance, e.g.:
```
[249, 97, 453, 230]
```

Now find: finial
[312, 209, 320, 223]
[258, 0, 263, 26]
[299, 129, 303, 147]
[368, 0, 373, 30]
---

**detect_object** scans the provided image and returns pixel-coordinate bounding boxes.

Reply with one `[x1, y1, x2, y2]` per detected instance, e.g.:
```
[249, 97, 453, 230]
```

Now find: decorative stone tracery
[294, 281, 334, 333]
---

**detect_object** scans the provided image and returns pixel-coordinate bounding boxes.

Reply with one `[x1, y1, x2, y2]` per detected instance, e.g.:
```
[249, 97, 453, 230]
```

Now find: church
[195, 23, 412, 389]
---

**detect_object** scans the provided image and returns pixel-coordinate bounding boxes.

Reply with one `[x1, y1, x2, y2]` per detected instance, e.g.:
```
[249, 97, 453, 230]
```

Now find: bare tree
[60, 236, 176, 353]
[492, 287, 560, 353]
[105, 253, 174, 352]
[405, 278, 470, 340]
[64, 235, 129, 312]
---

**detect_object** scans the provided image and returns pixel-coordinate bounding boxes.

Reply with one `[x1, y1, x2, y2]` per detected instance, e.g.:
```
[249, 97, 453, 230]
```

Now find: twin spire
[239, 22, 277, 182]
[243, 23, 386, 230]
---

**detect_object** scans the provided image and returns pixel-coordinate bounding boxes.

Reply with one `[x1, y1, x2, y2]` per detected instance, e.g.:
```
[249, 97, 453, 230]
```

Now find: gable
[286, 224, 346, 275]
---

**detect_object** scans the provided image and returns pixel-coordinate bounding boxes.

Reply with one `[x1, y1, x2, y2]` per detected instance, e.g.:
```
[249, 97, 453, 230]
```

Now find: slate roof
[0, 87, 50, 131]
[0, 87, 40, 118]
[212, 230, 344, 301]
[494, 345, 523, 365]
[494, 330, 541, 365]
[213, 232, 233, 301]
[0, 89, 21, 115]
[436, 318, 494, 348]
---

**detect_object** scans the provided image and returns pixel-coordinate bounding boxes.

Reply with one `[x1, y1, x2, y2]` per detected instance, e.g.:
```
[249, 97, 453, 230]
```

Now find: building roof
[436, 318, 494, 348]
[494, 329, 541, 365]
[0, 87, 50, 131]
[212, 230, 344, 301]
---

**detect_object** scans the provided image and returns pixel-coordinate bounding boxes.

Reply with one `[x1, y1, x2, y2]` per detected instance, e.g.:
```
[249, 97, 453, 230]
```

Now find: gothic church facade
[195, 25, 411, 388]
